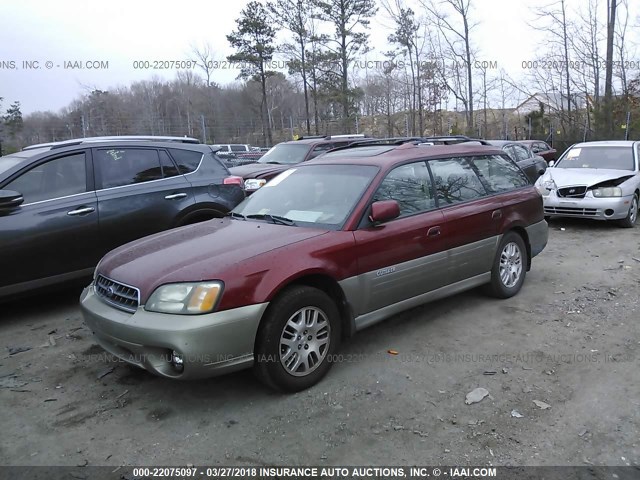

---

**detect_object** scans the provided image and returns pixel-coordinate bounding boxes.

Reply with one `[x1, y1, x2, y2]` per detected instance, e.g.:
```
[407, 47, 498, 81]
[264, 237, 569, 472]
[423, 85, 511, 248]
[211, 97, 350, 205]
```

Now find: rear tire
[618, 194, 638, 228]
[485, 232, 527, 299]
[254, 286, 341, 392]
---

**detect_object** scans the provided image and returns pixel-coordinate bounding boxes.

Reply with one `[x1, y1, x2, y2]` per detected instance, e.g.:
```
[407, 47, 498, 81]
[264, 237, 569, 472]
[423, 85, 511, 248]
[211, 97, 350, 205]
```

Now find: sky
[0, 0, 637, 114]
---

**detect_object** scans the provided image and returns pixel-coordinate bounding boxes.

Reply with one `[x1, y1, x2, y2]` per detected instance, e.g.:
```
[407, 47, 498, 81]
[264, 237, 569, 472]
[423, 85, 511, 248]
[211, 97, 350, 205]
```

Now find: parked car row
[231, 135, 550, 195]
[8, 134, 634, 393]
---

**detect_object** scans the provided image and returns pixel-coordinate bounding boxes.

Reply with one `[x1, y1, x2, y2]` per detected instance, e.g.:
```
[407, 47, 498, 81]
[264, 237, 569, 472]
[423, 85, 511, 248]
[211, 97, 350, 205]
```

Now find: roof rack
[23, 135, 201, 151]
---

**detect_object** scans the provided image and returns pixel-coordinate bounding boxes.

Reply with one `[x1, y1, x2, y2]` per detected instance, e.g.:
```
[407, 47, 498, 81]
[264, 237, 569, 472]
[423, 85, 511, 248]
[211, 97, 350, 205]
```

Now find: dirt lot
[1, 218, 639, 469]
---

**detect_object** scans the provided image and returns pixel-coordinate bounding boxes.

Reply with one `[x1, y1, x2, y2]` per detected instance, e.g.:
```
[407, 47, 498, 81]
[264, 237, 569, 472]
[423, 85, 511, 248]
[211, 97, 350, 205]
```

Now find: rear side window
[373, 161, 436, 216]
[6, 153, 86, 203]
[159, 150, 180, 178]
[428, 157, 487, 205]
[96, 148, 163, 188]
[168, 148, 203, 174]
[472, 155, 529, 192]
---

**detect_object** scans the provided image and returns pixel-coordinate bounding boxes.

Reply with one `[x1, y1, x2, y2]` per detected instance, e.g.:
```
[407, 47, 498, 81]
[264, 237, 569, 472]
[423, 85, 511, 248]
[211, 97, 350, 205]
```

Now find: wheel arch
[505, 225, 531, 271]
[174, 204, 227, 227]
[254, 273, 356, 355]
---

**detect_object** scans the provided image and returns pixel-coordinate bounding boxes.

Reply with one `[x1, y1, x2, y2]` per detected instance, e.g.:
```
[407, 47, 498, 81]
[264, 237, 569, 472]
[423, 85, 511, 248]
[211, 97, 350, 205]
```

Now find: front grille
[545, 206, 598, 216]
[557, 186, 587, 198]
[95, 274, 140, 313]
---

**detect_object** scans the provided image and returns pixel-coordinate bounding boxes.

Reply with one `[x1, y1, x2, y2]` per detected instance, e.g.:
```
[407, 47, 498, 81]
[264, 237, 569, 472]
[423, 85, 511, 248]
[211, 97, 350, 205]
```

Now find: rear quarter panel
[497, 186, 545, 231]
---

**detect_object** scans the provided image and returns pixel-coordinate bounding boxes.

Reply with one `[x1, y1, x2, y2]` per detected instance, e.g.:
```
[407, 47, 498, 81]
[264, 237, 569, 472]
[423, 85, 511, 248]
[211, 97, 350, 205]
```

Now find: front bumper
[542, 192, 634, 220]
[80, 286, 268, 380]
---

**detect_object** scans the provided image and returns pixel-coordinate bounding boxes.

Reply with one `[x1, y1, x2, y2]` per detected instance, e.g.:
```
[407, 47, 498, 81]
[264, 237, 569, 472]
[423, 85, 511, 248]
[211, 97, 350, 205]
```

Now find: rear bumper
[80, 285, 268, 380]
[525, 219, 548, 258]
[543, 193, 633, 220]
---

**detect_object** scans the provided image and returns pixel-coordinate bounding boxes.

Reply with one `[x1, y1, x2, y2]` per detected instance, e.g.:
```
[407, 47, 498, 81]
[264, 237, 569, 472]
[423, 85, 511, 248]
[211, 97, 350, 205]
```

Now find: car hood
[537, 168, 635, 187]
[97, 218, 329, 301]
[229, 163, 289, 179]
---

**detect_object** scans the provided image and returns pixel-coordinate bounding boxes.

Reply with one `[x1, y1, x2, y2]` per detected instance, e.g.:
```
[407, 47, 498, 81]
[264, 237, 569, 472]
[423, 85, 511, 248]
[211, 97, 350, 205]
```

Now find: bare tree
[422, 0, 477, 134]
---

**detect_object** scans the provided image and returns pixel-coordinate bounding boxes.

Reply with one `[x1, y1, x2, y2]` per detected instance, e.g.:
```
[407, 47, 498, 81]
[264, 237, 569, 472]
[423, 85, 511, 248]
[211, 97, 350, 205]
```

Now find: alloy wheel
[279, 306, 331, 377]
[499, 242, 523, 288]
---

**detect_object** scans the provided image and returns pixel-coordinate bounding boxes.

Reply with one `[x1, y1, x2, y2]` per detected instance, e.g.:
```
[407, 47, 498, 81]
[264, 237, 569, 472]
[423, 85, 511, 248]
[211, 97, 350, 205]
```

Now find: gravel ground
[0, 218, 639, 469]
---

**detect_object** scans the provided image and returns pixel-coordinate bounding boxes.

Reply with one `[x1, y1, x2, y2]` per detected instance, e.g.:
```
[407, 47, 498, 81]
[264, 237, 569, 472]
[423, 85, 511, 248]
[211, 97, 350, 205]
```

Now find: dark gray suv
[0, 137, 245, 298]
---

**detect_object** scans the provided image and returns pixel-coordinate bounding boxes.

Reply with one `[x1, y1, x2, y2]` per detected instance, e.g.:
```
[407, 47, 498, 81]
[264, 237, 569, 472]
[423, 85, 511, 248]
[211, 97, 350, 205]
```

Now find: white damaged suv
[535, 141, 640, 227]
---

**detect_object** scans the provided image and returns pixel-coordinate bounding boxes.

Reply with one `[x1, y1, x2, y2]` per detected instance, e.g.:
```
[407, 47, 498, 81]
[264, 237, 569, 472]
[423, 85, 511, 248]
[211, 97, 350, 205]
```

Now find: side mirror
[548, 160, 556, 167]
[0, 190, 24, 210]
[369, 200, 400, 224]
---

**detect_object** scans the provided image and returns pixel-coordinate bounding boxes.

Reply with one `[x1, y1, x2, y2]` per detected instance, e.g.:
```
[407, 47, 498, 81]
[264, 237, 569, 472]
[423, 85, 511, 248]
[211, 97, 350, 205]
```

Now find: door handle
[164, 193, 187, 200]
[492, 209, 503, 219]
[67, 206, 95, 216]
[427, 226, 441, 237]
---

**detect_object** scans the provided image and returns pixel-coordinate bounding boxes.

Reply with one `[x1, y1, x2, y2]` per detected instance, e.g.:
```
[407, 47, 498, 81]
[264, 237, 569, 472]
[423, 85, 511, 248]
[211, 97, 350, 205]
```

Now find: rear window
[168, 148, 203, 174]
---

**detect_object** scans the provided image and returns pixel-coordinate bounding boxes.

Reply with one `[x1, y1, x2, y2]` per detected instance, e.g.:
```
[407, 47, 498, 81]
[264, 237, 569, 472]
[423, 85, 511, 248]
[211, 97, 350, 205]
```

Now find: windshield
[232, 164, 378, 229]
[556, 146, 635, 171]
[257, 143, 311, 165]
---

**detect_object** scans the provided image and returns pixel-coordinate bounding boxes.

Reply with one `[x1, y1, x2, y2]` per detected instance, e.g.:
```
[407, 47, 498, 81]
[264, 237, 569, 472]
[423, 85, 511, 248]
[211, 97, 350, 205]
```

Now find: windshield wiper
[246, 214, 296, 226]
[228, 212, 246, 220]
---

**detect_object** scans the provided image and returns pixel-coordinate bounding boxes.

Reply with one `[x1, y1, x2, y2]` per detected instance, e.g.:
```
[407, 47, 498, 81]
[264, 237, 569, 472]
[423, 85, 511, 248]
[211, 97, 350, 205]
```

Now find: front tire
[485, 232, 527, 298]
[618, 194, 638, 228]
[254, 286, 341, 392]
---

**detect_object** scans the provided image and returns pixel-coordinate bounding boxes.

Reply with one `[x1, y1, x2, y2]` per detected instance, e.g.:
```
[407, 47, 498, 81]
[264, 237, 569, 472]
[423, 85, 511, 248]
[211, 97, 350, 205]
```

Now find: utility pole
[81, 114, 86, 138]
[625, 111, 631, 140]
[201, 115, 207, 143]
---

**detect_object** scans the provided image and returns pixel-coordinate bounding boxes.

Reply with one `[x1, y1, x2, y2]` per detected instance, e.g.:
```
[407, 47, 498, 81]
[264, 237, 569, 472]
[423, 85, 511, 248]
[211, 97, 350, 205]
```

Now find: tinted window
[96, 148, 162, 188]
[309, 144, 334, 159]
[429, 157, 487, 205]
[373, 161, 436, 216]
[159, 150, 180, 177]
[472, 155, 529, 192]
[168, 148, 203, 174]
[6, 153, 86, 204]
[230, 145, 246, 152]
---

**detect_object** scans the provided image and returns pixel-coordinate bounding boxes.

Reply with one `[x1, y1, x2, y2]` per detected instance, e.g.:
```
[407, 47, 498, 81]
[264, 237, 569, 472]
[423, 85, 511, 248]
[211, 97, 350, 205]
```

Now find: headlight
[592, 187, 622, 197]
[536, 179, 556, 196]
[244, 178, 267, 191]
[145, 282, 223, 315]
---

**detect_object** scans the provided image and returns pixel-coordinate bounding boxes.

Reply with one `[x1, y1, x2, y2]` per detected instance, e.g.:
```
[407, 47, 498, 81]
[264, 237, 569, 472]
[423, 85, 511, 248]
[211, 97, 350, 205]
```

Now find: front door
[352, 160, 447, 316]
[0, 151, 98, 291]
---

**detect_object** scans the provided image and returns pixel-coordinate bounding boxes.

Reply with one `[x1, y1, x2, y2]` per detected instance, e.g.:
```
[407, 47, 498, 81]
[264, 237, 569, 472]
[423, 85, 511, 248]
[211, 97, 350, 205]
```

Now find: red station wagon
[80, 142, 548, 391]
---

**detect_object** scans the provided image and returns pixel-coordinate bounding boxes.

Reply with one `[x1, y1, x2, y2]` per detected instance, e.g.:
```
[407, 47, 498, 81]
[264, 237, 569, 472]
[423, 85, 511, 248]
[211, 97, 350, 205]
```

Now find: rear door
[428, 156, 498, 284]
[93, 146, 195, 255]
[511, 144, 538, 182]
[353, 160, 447, 316]
[0, 150, 98, 290]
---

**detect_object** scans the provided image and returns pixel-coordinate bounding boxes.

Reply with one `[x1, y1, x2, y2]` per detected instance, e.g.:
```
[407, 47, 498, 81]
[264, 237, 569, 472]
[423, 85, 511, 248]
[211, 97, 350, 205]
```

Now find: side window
[168, 148, 203, 174]
[159, 150, 180, 178]
[96, 148, 162, 189]
[308, 144, 333, 159]
[502, 146, 517, 161]
[230, 145, 246, 152]
[6, 153, 86, 204]
[512, 144, 532, 160]
[530, 143, 541, 153]
[472, 154, 530, 192]
[372, 161, 435, 217]
[429, 157, 487, 205]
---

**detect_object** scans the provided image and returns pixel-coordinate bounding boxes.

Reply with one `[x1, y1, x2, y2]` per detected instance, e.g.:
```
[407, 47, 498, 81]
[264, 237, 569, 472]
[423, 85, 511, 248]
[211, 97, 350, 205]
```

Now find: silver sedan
[535, 141, 640, 227]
